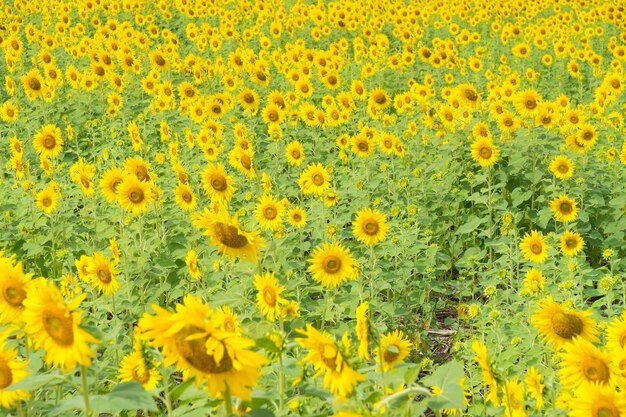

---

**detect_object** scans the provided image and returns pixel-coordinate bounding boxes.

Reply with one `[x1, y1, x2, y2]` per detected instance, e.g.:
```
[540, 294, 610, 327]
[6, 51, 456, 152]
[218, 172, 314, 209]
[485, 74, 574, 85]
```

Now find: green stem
[161, 366, 174, 416]
[223, 384, 233, 417]
[374, 385, 432, 410]
[80, 365, 92, 417]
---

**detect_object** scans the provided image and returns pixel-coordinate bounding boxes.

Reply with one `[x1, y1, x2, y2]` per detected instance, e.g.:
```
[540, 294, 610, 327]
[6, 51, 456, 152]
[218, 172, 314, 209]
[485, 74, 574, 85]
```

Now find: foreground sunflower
[192, 209, 264, 263]
[352, 208, 388, 246]
[117, 175, 154, 215]
[377, 330, 412, 371]
[33, 124, 63, 159]
[551, 195, 579, 223]
[22, 279, 99, 372]
[0, 256, 33, 324]
[308, 242, 359, 288]
[559, 337, 612, 390]
[520, 230, 549, 264]
[0, 338, 30, 409]
[530, 297, 598, 350]
[138, 295, 267, 400]
[295, 324, 364, 398]
[606, 312, 626, 353]
[568, 384, 626, 417]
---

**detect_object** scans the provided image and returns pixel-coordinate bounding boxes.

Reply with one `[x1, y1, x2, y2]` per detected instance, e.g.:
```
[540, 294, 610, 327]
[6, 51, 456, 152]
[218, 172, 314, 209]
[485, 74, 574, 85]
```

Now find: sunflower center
[214, 223, 249, 249]
[182, 191, 193, 203]
[135, 167, 149, 181]
[43, 135, 56, 149]
[583, 131, 593, 141]
[174, 326, 233, 374]
[4, 286, 27, 307]
[566, 238, 578, 249]
[551, 311, 583, 339]
[29, 77, 42, 91]
[210, 175, 227, 191]
[240, 154, 252, 169]
[292, 213, 302, 222]
[129, 188, 145, 203]
[322, 256, 342, 274]
[42, 197, 52, 207]
[530, 243, 543, 255]
[312, 174, 325, 186]
[465, 90, 478, 101]
[559, 202, 573, 214]
[480, 146, 492, 158]
[358, 141, 369, 152]
[291, 150, 301, 159]
[42, 307, 75, 346]
[595, 402, 620, 417]
[0, 358, 12, 389]
[504, 118, 513, 127]
[154, 55, 166, 66]
[364, 220, 379, 235]
[80, 176, 90, 189]
[263, 206, 277, 220]
[383, 346, 400, 363]
[525, 98, 537, 110]
[268, 111, 278, 122]
[558, 164, 569, 173]
[97, 269, 112, 284]
[263, 287, 277, 307]
[582, 357, 610, 384]
[131, 365, 151, 384]
[321, 344, 340, 369]
[619, 332, 626, 349]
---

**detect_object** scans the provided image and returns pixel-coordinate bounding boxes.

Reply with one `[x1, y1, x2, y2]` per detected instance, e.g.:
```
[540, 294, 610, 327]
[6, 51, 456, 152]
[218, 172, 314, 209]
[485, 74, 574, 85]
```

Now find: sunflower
[21, 68, 46, 101]
[285, 141, 305, 166]
[308, 242, 359, 289]
[568, 384, 626, 417]
[99, 167, 124, 204]
[118, 349, 161, 390]
[524, 367, 545, 411]
[549, 156, 575, 180]
[86, 253, 119, 296]
[33, 124, 63, 159]
[455, 83, 481, 110]
[295, 324, 364, 398]
[254, 195, 284, 232]
[201, 163, 236, 203]
[551, 195, 579, 223]
[355, 302, 369, 361]
[520, 230, 549, 264]
[35, 187, 59, 214]
[22, 279, 99, 372]
[377, 329, 412, 372]
[253, 272, 285, 322]
[237, 88, 260, 115]
[185, 250, 202, 280]
[123, 156, 153, 183]
[577, 124, 598, 148]
[287, 207, 307, 228]
[470, 137, 499, 167]
[193, 209, 264, 263]
[606, 312, 626, 353]
[138, 295, 267, 400]
[471, 340, 499, 405]
[298, 163, 331, 197]
[75, 255, 93, 282]
[560, 231, 584, 257]
[559, 337, 613, 390]
[117, 175, 153, 215]
[174, 182, 197, 212]
[522, 268, 545, 296]
[351, 135, 375, 158]
[261, 104, 284, 125]
[0, 339, 30, 409]
[216, 306, 241, 336]
[502, 378, 526, 417]
[0, 257, 33, 324]
[352, 208, 388, 246]
[530, 296, 598, 350]
[514, 89, 542, 119]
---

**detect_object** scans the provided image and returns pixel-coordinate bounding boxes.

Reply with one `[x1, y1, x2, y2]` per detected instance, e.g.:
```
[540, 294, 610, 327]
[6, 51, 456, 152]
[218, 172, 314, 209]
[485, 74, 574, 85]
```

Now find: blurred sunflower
[185, 250, 202, 280]
[559, 337, 612, 390]
[0, 257, 33, 324]
[377, 330, 412, 371]
[568, 384, 626, 417]
[355, 302, 369, 361]
[0, 338, 30, 409]
[33, 124, 63, 159]
[308, 242, 358, 288]
[253, 272, 285, 322]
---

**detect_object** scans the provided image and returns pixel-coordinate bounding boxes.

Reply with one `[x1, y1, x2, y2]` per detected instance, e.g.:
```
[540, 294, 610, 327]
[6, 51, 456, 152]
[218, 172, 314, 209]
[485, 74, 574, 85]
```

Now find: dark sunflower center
[268, 111, 278, 122]
[358, 142, 369, 152]
[43, 135, 56, 149]
[566, 238, 578, 249]
[364, 220, 379, 235]
[97, 269, 112, 284]
[129, 189, 144, 204]
[154, 55, 166, 66]
[43, 308, 75, 346]
[263, 206, 277, 220]
[530, 243, 543, 255]
[174, 326, 233, 374]
[558, 164, 569, 173]
[582, 357, 610, 383]
[5, 286, 27, 307]
[312, 174, 325, 186]
[263, 288, 277, 307]
[0, 359, 12, 389]
[596, 404, 620, 417]
[29, 77, 42, 91]
[214, 223, 249, 249]
[321, 345, 340, 369]
[465, 90, 478, 101]
[211, 175, 227, 191]
[480, 147, 492, 158]
[42, 197, 52, 207]
[383, 346, 400, 363]
[322, 256, 342, 274]
[551, 311, 583, 339]
[182, 191, 193, 203]
[525, 98, 537, 110]
[291, 150, 301, 159]
[560, 202, 573, 214]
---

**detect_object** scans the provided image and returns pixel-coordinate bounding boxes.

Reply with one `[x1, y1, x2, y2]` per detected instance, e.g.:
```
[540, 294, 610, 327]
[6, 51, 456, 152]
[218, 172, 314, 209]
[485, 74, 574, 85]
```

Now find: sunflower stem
[223, 384, 234, 417]
[80, 365, 92, 417]
[161, 367, 174, 417]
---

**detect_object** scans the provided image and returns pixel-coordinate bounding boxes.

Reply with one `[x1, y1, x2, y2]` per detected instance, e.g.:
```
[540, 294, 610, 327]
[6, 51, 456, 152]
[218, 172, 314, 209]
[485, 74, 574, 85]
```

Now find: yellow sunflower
[549, 156, 575, 180]
[514, 89, 542, 119]
[298, 163, 331, 197]
[377, 329, 412, 371]
[192, 209, 264, 263]
[530, 296, 598, 350]
[99, 167, 125, 204]
[253, 272, 285, 322]
[520, 230, 549, 264]
[295, 324, 364, 398]
[287, 207, 307, 228]
[117, 175, 154, 215]
[0, 257, 33, 324]
[0, 338, 30, 409]
[33, 124, 63, 159]
[308, 242, 359, 289]
[201, 163, 236, 203]
[568, 384, 626, 417]
[551, 195, 579, 223]
[254, 195, 284, 232]
[185, 250, 202, 280]
[216, 306, 241, 336]
[21, 68, 46, 101]
[524, 367, 545, 411]
[138, 295, 267, 400]
[35, 187, 59, 214]
[355, 302, 369, 361]
[85, 253, 119, 296]
[118, 348, 161, 390]
[352, 208, 388, 246]
[285, 141, 305, 166]
[470, 137, 499, 168]
[174, 182, 197, 212]
[522, 268, 546, 296]
[559, 337, 613, 390]
[606, 312, 626, 353]
[22, 279, 99, 372]
[560, 231, 584, 257]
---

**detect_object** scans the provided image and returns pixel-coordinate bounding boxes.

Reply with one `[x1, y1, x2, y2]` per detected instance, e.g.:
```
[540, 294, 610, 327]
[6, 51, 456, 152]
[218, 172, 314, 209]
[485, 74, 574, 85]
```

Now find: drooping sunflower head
[530, 296, 599, 350]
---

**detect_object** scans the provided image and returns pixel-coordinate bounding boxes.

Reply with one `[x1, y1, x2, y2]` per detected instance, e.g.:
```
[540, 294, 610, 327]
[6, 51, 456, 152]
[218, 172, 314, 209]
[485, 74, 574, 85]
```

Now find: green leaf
[6, 372, 65, 392]
[421, 360, 465, 411]
[255, 337, 281, 353]
[404, 364, 422, 384]
[242, 409, 275, 417]
[89, 382, 158, 413]
[457, 216, 486, 235]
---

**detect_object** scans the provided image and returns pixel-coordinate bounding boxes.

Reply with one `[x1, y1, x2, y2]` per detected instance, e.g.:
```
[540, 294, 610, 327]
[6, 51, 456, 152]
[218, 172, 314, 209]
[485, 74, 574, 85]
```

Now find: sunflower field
[0, 0, 625, 416]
